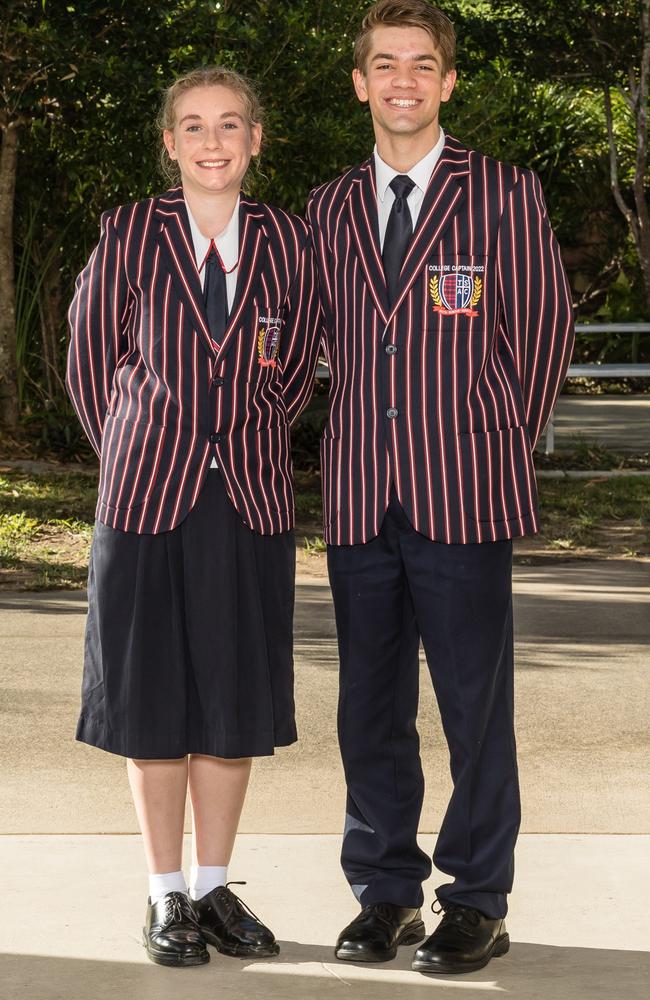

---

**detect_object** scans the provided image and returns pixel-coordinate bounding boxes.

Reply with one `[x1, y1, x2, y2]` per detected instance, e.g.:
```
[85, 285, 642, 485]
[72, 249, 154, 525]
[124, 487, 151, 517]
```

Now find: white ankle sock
[189, 865, 228, 901]
[148, 870, 188, 903]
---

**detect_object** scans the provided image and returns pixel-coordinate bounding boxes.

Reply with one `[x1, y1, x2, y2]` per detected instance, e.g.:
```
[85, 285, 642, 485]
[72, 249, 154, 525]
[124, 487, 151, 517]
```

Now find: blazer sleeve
[278, 236, 323, 425]
[66, 210, 130, 456]
[496, 169, 575, 449]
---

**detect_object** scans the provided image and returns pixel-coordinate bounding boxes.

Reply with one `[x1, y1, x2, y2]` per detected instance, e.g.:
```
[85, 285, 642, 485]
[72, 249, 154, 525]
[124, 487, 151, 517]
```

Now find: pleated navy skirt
[76, 470, 297, 759]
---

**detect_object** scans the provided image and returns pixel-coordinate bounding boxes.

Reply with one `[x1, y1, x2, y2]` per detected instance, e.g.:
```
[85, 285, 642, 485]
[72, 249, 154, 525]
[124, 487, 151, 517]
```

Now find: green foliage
[4, 0, 649, 446]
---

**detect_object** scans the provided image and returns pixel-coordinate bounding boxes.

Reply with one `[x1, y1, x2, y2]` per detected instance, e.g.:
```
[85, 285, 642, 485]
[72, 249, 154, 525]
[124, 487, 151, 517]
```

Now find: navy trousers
[327, 492, 520, 919]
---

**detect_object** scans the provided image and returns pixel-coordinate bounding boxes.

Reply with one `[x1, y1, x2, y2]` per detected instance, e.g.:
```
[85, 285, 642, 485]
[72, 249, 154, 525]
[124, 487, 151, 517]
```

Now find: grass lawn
[0, 462, 648, 590]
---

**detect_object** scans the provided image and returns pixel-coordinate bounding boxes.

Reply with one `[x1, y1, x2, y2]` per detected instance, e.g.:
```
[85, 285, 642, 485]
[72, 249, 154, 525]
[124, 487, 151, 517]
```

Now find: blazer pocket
[459, 424, 535, 524]
[252, 422, 294, 514]
[99, 414, 166, 511]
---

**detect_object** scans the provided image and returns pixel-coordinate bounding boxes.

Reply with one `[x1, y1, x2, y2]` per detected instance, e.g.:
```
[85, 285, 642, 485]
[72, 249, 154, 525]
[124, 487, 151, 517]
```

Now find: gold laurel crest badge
[429, 272, 482, 317]
[257, 322, 281, 367]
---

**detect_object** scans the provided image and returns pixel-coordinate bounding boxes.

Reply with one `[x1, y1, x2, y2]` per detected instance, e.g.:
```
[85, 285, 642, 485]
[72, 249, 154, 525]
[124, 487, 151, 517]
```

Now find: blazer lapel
[387, 137, 470, 323]
[346, 160, 390, 324]
[213, 198, 269, 364]
[154, 189, 216, 358]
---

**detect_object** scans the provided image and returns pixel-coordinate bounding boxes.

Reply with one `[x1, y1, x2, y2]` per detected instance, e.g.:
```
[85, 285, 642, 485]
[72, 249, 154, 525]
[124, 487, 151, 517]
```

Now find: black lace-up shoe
[142, 891, 209, 966]
[335, 903, 426, 962]
[412, 903, 509, 974]
[193, 883, 280, 957]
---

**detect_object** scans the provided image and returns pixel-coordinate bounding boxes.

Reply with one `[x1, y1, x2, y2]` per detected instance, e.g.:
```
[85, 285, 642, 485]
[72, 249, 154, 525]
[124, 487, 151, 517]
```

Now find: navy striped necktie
[203, 240, 228, 345]
[382, 174, 415, 307]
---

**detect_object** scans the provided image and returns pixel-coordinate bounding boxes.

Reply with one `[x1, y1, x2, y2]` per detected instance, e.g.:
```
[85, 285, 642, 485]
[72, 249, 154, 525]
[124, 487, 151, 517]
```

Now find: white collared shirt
[186, 196, 240, 311]
[374, 130, 445, 250]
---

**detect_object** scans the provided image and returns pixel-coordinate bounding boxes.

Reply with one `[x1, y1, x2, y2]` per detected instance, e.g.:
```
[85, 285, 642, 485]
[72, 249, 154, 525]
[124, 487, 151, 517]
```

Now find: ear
[441, 69, 457, 104]
[163, 129, 177, 160]
[352, 68, 369, 104]
[250, 122, 262, 158]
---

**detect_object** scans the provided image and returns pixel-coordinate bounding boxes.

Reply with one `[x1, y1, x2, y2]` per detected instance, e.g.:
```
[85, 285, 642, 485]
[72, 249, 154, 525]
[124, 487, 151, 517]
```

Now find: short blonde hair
[354, 0, 456, 76]
[157, 65, 265, 185]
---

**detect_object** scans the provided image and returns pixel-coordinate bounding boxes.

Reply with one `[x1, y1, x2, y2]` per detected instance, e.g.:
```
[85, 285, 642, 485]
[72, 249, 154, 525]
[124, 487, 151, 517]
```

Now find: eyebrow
[178, 111, 246, 124]
[371, 52, 439, 64]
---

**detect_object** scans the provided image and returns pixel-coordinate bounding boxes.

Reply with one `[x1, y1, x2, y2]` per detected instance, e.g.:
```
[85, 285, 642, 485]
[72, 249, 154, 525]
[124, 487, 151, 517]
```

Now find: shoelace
[212, 881, 265, 925]
[433, 902, 482, 936]
[161, 891, 195, 929]
[360, 902, 402, 928]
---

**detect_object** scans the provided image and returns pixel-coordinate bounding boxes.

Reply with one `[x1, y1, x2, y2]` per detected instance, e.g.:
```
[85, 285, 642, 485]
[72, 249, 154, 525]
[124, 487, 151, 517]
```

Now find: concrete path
[1, 833, 648, 1000]
[1, 560, 648, 999]
[550, 394, 650, 452]
[1, 561, 648, 834]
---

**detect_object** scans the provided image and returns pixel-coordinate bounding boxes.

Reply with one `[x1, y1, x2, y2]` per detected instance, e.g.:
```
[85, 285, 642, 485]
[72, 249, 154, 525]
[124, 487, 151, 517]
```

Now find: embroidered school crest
[257, 315, 282, 367]
[428, 263, 483, 317]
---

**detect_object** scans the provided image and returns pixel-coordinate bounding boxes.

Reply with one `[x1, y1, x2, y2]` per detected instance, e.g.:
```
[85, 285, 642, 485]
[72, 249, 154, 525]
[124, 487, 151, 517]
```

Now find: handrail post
[545, 409, 555, 455]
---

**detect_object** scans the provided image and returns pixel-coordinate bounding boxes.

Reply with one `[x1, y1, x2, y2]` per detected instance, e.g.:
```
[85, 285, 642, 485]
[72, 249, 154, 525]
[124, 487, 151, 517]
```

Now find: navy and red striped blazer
[307, 135, 574, 545]
[67, 189, 321, 534]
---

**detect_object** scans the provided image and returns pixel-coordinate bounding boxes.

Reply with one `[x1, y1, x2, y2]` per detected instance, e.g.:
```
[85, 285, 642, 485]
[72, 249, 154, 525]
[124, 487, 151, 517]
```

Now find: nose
[203, 128, 223, 150]
[392, 65, 417, 88]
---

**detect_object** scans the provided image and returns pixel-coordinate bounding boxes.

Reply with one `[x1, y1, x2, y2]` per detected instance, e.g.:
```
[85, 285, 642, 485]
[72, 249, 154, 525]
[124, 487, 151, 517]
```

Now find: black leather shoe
[142, 891, 209, 967]
[194, 883, 279, 957]
[335, 903, 426, 962]
[412, 904, 509, 974]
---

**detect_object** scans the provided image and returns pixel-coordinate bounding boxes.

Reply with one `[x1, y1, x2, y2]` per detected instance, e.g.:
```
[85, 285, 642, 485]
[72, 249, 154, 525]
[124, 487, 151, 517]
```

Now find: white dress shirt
[187, 196, 240, 311]
[374, 129, 445, 250]
[187, 198, 240, 468]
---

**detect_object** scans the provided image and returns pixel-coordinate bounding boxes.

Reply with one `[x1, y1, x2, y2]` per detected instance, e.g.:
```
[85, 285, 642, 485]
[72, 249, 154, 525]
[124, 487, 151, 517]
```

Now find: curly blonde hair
[157, 65, 265, 185]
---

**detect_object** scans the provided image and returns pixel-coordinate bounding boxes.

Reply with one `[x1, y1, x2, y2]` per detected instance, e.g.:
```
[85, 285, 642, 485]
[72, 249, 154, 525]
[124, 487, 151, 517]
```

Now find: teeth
[388, 99, 418, 108]
[198, 160, 227, 167]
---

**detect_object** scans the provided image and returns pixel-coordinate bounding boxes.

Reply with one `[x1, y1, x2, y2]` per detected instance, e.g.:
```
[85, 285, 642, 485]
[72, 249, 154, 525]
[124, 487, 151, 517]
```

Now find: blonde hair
[354, 0, 456, 76]
[157, 65, 265, 186]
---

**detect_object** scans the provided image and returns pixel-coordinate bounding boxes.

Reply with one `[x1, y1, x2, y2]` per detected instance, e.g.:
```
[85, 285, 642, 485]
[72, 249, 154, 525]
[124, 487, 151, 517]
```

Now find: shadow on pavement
[2, 941, 649, 1000]
[0, 592, 87, 614]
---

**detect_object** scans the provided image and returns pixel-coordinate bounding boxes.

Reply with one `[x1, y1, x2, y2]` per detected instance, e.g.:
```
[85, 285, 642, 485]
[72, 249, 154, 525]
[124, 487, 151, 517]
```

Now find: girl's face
[163, 84, 261, 198]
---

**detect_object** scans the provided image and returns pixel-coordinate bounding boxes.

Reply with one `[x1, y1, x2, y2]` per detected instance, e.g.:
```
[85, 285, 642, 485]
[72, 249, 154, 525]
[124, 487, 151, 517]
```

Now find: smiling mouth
[385, 98, 421, 109]
[196, 159, 229, 168]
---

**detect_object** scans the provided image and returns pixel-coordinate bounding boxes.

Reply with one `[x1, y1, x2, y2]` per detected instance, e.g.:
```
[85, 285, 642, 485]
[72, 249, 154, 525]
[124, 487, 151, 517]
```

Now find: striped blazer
[307, 135, 574, 546]
[67, 189, 321, 534]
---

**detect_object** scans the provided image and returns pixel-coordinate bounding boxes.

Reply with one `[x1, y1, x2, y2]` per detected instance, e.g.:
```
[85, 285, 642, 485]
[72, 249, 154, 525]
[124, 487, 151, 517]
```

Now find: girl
[67, 66, 320, 967]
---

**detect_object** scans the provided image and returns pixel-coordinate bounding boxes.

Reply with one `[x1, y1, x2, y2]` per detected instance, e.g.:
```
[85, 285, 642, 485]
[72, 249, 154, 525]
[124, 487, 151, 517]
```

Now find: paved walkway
[549, 394, 649, 452]
[1, 562, 649, 834]
[1, 560, 649, 998]
[1, 834, 648, 1000]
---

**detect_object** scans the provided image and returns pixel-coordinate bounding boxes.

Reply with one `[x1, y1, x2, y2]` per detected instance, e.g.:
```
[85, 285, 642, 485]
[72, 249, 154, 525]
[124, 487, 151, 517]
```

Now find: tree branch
[603, 85, 637, 237]
[633, 0, 650, 233]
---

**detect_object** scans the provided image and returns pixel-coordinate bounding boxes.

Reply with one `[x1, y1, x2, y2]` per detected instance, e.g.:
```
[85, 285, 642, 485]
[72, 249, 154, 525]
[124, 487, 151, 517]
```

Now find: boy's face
[353, 25, 456, 144]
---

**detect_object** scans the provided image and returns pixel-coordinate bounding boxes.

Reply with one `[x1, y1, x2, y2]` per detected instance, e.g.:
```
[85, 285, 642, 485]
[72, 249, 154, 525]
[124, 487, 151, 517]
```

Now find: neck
[182, 185, 240, 239]
[375, 122, 441, 173]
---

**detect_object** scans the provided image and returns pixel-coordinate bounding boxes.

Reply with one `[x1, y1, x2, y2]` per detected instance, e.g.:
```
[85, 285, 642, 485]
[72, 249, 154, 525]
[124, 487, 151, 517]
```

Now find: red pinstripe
[307, 135, 574, 546]
[67, 191, 321, 535]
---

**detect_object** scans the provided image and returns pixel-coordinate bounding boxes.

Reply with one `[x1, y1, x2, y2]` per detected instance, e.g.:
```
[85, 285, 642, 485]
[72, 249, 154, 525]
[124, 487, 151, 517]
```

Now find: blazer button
[212, 376, 225, 387]
[386, 407, 399, 419]
[209, 433, 221, 444]
[385, 344, 398, 355]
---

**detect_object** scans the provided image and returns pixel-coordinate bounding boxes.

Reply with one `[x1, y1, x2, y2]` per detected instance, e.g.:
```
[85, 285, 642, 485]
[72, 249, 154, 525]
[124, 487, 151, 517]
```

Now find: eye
[185, 125, 202, 133]
[222, 121, 239, 130]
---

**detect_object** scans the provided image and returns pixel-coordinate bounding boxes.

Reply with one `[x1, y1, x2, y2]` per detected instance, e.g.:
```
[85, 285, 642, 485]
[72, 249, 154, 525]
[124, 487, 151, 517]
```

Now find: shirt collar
[374, 129, 446, 202]
[186, 195, 240, 273]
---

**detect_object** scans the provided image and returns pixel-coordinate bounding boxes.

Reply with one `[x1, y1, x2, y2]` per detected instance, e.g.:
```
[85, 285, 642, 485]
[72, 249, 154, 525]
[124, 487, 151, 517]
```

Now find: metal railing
[313, 323, 650, 455]
[545, 323, 650, 454]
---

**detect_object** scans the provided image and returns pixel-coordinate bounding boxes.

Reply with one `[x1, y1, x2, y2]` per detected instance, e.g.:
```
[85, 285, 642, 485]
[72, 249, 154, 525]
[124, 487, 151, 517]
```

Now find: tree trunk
[0, 122, 19, 431]
[34, 235, 65, 403]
